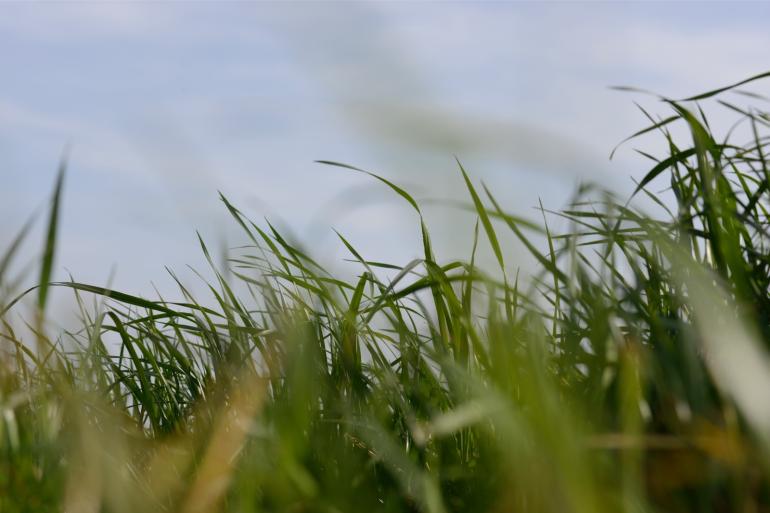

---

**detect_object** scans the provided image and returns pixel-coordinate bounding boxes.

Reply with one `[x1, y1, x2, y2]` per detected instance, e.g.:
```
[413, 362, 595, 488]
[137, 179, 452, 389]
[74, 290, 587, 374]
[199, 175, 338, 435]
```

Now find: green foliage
[3, 74, 770, 512]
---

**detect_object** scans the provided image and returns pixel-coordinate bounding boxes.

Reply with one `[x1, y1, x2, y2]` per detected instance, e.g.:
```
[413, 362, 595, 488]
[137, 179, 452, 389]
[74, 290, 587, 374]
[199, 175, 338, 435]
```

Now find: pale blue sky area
[2, 2, 770, 315]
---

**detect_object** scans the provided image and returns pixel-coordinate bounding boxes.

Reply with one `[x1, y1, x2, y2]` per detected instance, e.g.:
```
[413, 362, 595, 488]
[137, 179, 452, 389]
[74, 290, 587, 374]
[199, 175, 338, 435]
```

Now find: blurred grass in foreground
[3, 73, 770, 512]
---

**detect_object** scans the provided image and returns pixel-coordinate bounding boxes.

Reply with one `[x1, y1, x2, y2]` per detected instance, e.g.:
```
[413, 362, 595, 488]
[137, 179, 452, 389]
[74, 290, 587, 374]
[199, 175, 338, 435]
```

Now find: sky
[2, 1, 770, 318]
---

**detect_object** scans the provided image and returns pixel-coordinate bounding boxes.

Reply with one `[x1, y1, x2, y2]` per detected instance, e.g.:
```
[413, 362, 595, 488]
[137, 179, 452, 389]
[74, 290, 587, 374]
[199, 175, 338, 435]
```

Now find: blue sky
[3, 1, 770, 315]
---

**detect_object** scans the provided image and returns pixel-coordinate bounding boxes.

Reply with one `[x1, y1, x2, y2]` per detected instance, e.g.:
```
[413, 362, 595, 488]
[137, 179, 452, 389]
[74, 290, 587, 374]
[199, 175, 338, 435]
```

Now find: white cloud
[3, 2, 770, 302]
[0, 2, 173, 39]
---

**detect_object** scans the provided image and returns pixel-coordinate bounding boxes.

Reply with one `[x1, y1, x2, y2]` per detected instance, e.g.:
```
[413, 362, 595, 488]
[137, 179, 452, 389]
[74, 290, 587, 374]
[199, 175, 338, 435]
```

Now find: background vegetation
[3, 74, 770, 512]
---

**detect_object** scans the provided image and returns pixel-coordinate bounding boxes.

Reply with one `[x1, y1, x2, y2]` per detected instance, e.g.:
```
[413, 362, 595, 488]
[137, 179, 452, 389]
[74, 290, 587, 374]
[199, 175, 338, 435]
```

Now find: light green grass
[3, 73, 770, 512]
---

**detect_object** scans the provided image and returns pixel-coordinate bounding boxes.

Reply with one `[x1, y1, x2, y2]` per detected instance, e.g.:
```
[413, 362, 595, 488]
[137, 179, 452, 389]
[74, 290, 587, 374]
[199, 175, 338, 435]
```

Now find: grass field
[3, 73, 770, 513]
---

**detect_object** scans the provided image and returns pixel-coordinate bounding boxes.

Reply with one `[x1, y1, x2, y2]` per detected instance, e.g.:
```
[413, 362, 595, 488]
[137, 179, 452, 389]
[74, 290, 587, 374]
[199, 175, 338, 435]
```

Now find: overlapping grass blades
[2, 73, 770, 512]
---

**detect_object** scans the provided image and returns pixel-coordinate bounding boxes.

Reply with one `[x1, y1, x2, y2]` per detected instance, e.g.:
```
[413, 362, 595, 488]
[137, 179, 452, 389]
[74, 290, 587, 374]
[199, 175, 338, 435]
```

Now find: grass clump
[3, 73, 770, 512]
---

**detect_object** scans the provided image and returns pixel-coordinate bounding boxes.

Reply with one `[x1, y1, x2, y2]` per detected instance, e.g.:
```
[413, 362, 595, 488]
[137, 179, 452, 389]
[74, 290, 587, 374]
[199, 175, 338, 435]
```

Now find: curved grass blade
[38, 160, 65, 313]
[316, 160, 421, 214]
[679, 70, 770, 102]
[0, 210, 38, 287]
[457, 158, 505, 272]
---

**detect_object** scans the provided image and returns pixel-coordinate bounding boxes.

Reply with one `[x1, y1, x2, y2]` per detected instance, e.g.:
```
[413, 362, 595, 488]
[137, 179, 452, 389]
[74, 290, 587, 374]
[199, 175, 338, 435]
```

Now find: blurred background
[2, 1, 770, 319]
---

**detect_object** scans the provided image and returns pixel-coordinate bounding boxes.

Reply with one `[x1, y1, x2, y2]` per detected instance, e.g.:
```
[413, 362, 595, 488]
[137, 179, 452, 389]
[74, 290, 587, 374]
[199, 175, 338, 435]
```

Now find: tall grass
[3, 73, 770, 512]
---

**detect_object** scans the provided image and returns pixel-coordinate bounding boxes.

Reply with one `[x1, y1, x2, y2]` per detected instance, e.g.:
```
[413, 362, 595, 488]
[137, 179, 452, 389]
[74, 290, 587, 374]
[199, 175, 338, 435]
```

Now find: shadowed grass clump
[3, 73, 770, 512]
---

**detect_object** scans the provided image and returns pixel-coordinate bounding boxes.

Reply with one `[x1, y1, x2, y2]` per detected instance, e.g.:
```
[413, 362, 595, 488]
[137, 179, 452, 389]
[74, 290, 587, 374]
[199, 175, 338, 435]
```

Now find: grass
[3, 72, 770, 512]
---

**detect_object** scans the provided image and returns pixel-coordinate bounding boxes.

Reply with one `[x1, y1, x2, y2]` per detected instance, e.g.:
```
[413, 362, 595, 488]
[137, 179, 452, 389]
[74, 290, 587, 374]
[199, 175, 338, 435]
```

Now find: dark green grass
[3, 73, 770, 512]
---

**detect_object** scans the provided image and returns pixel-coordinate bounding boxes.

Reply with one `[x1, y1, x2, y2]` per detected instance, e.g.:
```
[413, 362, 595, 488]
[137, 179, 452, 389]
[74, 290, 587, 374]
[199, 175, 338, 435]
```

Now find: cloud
[0, 2, 173, 39]
[3, 1, 770, 301]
